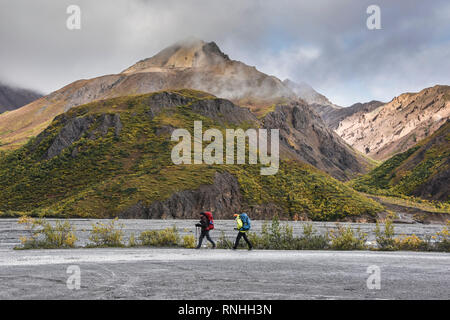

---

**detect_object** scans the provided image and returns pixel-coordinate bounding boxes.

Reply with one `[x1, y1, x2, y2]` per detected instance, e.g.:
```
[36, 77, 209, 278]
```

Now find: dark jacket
[195, 214, 209, 231]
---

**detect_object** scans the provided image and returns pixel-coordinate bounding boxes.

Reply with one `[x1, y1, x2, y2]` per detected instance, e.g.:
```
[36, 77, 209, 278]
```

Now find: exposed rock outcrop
[119, 172, 283, 219]
[190, 98, 257, 125]
[92, 114, 123, 138]
[262, 102, 368, 180]
[336, 85, 450, 160]
[312, 100, 384, 130]
[45, 116, 94, 159]
[44, 113, 122, 160]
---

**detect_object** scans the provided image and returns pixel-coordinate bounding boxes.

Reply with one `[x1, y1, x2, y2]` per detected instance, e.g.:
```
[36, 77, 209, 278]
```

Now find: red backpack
[203, 211, 214, 230]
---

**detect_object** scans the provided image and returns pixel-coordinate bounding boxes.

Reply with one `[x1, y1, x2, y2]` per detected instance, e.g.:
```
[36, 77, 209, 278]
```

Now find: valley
[1, 1, 449, 304]
[0, 39, 448, 224]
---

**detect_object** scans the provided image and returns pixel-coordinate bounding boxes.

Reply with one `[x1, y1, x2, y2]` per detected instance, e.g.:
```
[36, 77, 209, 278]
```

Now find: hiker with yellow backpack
[233, 213, 253, 250]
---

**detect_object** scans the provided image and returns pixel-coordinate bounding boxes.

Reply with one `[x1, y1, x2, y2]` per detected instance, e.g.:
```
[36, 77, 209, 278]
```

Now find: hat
[233, 214, 239, 217]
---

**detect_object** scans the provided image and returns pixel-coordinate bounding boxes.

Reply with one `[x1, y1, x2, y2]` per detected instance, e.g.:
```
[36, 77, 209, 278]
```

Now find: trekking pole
[195, 226, 198, 247]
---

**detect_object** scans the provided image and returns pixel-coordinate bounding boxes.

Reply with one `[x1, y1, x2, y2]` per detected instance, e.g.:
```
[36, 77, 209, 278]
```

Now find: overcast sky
[1, 0, 449, 106]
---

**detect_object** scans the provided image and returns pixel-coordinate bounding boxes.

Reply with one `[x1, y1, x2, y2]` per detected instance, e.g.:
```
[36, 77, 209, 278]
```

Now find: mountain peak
[283, 79, 338, 108]
[122, 39, 230, 74]
[0, 82, 42, 114]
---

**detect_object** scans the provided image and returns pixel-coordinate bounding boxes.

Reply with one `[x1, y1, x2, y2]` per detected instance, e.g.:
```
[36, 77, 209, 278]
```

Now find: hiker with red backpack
[195, 211, 216, 249]
[233, 213, 253, 250]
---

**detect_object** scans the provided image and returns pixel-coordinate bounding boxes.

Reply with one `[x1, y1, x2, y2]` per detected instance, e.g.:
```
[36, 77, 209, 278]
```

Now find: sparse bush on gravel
[14, 217, 450, 252]
[128, 232, 137, 247]
[16, 216, 77, 249]
[394, 234, 429, 251]
[295, 223, 329, 250]
[374, 218, 396, 250]
[373, 217, 449, 252]
[220, 217, 329, 250]
[216, 231, 235, 249]
[433, 221, 449, 252]
[88, 218, 125, 247]
[217, 216, 450, 252]
[139, 226, 180, 247]
[247, 216, 297, 250]
[328, 224, 368, 250]
[182, 234, 196, 248]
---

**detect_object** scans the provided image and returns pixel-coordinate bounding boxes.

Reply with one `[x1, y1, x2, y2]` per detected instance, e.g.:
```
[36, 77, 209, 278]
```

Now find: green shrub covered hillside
[0, 89, 383, 220]
[351, 120, 449, 202]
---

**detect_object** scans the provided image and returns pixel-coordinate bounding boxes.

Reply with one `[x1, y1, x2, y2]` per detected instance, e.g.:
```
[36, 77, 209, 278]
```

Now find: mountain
[0, 82, 42, 114]
[336, 85, 450, 160]
[0, 39, 371, 180]
[313, 100, 384, 130]
[0, 90, 383, 220]
[283, 79, 336, 107]
[351, 120, 449, 201]
[262, 101, 369, 180]
[282, 79, 385, 132]
[0, 40, 295, 150]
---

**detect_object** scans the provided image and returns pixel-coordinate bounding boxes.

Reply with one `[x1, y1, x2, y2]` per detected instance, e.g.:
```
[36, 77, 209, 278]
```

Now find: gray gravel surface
[0, 248, 448, 300]
[1, 219, 448, 300]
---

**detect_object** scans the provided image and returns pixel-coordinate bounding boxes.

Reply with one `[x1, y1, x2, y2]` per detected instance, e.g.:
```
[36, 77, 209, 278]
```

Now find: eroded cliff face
[119, 172, 283, 219]
[336, 85, 450, 160]
[262, 102, 369, 181]
[44, 114, 123, 160]
[313, 100, 384, 130]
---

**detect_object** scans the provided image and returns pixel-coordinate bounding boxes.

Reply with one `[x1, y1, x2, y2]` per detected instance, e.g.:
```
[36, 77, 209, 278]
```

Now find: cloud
[256, 45, 322, 82]
[0, 0, 449, 106]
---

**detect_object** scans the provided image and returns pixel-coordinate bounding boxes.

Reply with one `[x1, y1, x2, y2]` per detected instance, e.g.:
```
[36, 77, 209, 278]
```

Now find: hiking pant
[197, 230, 215, 248]
[234, 232, 253, 249]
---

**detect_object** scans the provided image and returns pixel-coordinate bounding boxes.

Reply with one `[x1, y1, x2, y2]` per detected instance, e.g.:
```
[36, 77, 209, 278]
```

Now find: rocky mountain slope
[262, 101, 368, 180]
[0, 40, 294, 149]
[283, 79, 336, 107]
[0, 82, 42, 114]
[336, 85, 450, 160]
[313, 100, 384, 130]
[352, 120, 450, 202]
[0, 90, 382, 220]
[283, 79, 385, 133]
[0, 40, 370, 180]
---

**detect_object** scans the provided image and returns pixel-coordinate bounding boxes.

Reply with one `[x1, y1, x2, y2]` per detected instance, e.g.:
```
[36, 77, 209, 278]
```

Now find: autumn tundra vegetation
[16, 215, 449, 252]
